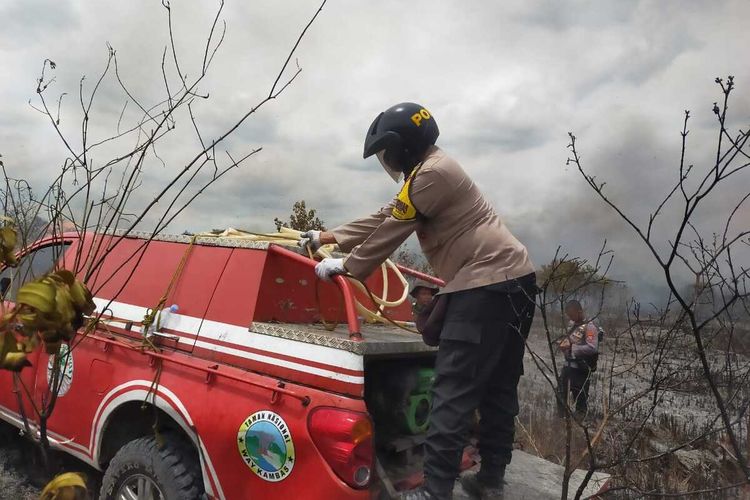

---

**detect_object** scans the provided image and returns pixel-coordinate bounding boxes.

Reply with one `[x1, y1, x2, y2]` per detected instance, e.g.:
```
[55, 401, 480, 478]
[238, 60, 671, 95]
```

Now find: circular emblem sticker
[237, 411, 295, 482]
[47, 343, 74, 396]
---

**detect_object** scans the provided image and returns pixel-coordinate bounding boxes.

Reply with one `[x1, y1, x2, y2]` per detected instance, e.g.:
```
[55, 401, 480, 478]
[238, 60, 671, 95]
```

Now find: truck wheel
[99, 435, 203, 500]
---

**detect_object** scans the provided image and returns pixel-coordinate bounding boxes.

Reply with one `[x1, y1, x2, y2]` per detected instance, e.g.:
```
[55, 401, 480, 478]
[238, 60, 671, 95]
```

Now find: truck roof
[110, 229, 275, 250]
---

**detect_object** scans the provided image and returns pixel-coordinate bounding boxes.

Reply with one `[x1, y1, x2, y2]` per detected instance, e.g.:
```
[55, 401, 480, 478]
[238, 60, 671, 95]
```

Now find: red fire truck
[0, 231, 446, 499]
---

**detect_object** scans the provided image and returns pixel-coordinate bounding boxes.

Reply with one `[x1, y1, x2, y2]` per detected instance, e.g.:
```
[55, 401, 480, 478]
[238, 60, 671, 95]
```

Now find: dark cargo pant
[423, 279, 536, 498]
[558, 364, 592, 414]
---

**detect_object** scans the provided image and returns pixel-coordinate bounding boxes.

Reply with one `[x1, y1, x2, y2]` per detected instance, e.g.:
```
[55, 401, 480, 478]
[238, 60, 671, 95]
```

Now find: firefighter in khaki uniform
[557, 300, 599, 415]
[300, 103, 536, 500]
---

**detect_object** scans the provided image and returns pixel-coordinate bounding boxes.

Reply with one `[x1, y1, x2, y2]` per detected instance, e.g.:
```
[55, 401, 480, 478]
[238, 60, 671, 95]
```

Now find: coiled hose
[199, 227, 415, 330]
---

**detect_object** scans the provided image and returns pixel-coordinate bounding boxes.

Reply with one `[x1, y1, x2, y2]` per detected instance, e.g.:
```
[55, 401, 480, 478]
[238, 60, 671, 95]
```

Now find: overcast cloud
[1, 0, 749, 302]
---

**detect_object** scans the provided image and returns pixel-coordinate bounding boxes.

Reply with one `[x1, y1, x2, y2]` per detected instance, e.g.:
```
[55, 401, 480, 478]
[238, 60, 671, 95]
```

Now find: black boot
[459, 466, 505, 499]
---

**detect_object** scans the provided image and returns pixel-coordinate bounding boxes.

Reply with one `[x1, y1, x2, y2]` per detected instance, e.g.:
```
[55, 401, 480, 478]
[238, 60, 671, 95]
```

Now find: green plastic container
[401, 367, 435, 434]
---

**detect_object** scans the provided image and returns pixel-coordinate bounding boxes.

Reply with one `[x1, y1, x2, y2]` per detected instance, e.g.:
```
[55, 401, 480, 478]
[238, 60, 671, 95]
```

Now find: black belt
[484, 272, 538, 295]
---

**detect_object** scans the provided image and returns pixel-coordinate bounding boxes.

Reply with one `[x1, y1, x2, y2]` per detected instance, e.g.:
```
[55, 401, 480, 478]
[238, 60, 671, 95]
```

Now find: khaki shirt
[331, 146, 535, 294]
[564, 321, 599, 361]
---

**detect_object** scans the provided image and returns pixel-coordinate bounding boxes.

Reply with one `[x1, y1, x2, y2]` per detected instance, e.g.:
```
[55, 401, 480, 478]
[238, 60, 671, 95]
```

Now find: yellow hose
[198, 227, 413, 327]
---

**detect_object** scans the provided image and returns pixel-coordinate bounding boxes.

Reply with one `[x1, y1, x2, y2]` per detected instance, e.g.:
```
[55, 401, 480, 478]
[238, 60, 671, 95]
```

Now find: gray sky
[2, 0, 749, 302]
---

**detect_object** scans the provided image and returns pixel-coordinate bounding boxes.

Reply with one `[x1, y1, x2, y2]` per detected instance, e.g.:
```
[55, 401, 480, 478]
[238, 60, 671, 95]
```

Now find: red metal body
[267, 245, 362, 339]
[0, 232, 422, 499]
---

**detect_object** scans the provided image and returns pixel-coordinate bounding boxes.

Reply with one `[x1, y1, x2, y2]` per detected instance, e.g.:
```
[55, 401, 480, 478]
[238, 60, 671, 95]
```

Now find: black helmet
[363, 102, 439, 181]
[409, 280, 439, 298]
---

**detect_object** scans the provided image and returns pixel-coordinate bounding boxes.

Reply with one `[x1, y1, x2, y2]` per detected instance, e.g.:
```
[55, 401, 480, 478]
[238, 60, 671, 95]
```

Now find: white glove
[315, 258, 346, 281]
[298, 230, 322, 251]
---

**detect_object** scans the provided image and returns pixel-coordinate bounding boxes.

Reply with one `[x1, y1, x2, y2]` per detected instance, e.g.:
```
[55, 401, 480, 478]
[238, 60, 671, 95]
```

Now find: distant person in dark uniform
[410, 280, 439, 317]
[557, 300, 599, 415]
[300, 103, 536, 500]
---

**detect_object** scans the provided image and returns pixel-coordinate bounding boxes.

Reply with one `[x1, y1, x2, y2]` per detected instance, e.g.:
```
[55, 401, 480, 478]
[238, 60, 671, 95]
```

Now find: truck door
[0, 241, 72, 432]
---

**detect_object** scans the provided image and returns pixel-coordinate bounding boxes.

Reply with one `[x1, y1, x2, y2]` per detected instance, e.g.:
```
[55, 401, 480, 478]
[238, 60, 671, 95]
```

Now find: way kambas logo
[237, 410, 295, 482]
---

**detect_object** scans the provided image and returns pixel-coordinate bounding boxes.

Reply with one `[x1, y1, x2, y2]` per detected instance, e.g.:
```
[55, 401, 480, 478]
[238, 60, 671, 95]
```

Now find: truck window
[0, 243, 71, 301]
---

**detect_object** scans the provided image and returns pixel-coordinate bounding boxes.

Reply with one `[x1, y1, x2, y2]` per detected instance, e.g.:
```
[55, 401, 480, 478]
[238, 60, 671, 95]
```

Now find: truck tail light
[308, 407, 373, 489]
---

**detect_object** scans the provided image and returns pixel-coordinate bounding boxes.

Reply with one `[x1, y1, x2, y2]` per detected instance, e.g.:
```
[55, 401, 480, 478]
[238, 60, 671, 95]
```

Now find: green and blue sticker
[237, 411, 295, 482]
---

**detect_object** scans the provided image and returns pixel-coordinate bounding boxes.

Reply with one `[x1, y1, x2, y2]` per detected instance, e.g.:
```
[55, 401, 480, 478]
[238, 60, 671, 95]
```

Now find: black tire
[99, 434, 204, 500]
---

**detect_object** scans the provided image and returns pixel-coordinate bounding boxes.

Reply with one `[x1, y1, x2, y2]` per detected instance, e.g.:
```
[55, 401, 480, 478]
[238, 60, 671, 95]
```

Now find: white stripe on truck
[93, 297, 365, 384]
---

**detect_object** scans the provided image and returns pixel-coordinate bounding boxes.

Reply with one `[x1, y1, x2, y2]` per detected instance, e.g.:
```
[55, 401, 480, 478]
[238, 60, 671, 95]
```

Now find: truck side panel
[31, 334, 369, 499]
[0, 234, 381, 499]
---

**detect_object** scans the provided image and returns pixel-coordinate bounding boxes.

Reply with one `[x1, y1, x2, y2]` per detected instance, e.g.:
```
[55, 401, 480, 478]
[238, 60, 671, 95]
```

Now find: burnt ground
[516, 322, 750, 498]
[0, 424, 41, 500]
[0, 421, 101, 500]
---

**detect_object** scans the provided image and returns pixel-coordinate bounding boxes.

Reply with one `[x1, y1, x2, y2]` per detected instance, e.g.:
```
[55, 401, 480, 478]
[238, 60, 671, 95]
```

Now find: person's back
[410, 146, 534, 293]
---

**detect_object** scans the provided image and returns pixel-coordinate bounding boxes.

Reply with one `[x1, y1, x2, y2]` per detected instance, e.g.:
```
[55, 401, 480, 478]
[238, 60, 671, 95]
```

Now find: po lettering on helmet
[410, 108, 432, 127]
